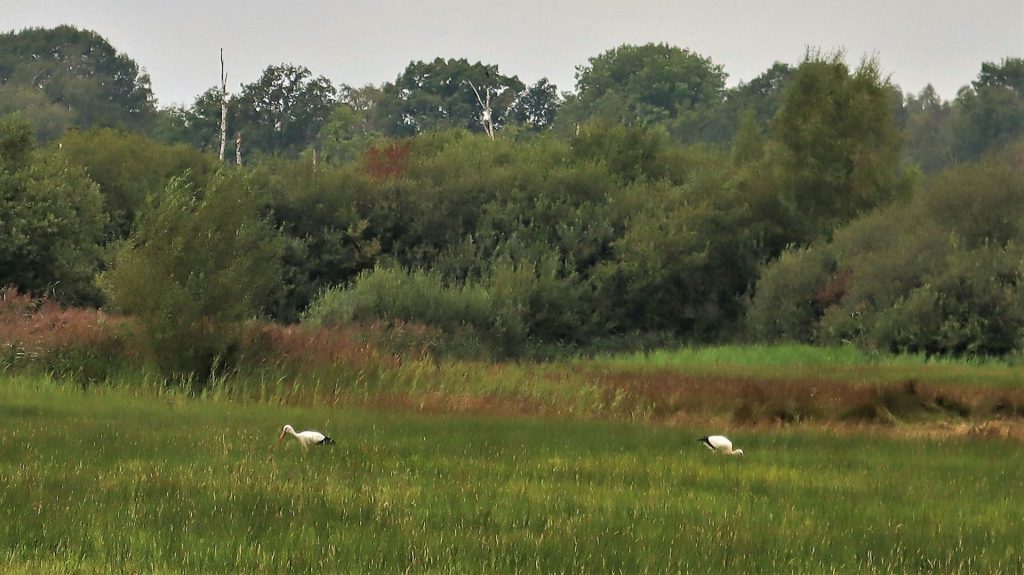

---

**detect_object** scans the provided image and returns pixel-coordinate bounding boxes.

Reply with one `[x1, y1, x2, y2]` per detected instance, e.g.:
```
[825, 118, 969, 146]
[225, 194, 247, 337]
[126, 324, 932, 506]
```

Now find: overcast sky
[5, 0, 1023, 107]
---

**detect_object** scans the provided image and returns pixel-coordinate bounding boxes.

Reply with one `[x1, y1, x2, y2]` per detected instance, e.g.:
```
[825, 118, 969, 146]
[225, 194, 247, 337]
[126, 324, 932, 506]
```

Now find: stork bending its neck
[279, 424, 335, 448]
[700, 435, 744, 456]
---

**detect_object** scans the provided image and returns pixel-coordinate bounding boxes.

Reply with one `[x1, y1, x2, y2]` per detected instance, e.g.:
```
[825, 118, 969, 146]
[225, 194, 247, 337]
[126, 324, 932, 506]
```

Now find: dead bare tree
[466, 81, 495, 140]
[235, 131, 242, 166]
[219, 49, 228, 162]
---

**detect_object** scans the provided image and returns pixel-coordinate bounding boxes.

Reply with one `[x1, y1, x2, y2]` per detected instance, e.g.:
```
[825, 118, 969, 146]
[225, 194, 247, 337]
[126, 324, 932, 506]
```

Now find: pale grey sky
[4, 0, 1023, 107]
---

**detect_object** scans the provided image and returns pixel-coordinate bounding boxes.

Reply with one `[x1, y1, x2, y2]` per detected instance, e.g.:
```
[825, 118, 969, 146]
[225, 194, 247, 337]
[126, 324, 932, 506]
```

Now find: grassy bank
[2, 374, 1023, 573]
[586, 344, 1024, 388]
[4, 292, 1024, 427]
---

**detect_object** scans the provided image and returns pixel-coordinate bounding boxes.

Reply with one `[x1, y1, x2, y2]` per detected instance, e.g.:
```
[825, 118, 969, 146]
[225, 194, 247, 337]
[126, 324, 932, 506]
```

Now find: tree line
[2, 25, 1023, 374]
[4, 27, 1021, 169]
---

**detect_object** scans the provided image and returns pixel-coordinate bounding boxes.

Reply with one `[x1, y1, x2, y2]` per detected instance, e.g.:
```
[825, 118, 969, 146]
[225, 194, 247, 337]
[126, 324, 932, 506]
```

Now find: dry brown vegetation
[578, 366, 1024, 430]
[4, 288, 1024, 440]
[0, 288, 130, 358]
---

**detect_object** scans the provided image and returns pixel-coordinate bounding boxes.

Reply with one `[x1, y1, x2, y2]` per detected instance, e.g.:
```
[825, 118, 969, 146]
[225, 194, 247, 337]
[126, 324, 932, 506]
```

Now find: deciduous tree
[60, 128, 215, 240]
[560, 43, 726, 139]
[377, 58, 524, 136]
[508, 78, 561, 131]
[100, 171, 282, 379]
[765, 51, 912, 244]
[902, 85, 956, 174]
[954, 58, 1024, 161]
[0, 116, 106, 304]
[234, 64, 337, 157]
[0, 26, 156, 136]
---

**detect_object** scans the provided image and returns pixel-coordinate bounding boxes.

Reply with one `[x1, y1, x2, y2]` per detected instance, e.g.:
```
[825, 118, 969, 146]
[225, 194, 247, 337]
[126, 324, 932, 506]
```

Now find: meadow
[2, 373, 1023, 574]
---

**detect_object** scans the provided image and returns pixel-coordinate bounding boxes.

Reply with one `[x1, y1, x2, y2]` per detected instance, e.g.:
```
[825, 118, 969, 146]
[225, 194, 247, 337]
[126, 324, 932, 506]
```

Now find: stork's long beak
[278, 430, 286, 441]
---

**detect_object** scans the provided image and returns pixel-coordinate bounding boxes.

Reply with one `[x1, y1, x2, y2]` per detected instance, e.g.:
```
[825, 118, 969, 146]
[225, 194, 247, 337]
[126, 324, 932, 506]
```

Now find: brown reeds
[575, 364, 1024, 431]
[5, 286, 1024, 440]
[0, 287, 132, 363]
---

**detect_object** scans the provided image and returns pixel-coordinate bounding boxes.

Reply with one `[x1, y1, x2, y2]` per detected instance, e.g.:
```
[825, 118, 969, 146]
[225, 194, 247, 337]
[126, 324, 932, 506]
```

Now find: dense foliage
[0, 26, 156, 138]
[99, 172, 282, 378]
[0, 117, 106, 304]
[749, 143, 1024, 356]
[2, 25, 1023, 373]
[559, 43, 727, 140]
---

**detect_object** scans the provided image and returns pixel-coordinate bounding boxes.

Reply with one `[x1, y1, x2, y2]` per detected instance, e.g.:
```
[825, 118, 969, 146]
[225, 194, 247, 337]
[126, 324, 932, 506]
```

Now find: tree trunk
[219, 49, 228, 163]
[467, 81, 495, 140]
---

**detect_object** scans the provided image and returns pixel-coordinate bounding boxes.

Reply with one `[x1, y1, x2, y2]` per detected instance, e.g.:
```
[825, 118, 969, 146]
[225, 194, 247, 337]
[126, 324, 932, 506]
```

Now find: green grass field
[2, 373, 1022, 574]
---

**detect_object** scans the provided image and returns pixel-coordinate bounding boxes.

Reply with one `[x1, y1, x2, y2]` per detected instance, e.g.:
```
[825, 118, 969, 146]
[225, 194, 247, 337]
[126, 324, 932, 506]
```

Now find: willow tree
[100, 171, 282, 380]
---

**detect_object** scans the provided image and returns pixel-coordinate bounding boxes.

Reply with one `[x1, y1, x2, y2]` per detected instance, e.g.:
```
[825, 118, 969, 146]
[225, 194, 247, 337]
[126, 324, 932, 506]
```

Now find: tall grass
[1, 374, 1022, 573]
[0, 288, 135, 384]
[5, 290, 1024, 426]
[589, 343, 1024, 389]
[596, 342, 1024, 369]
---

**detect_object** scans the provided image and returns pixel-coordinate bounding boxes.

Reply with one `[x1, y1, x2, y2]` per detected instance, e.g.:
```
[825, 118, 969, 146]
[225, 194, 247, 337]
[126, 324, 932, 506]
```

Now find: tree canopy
[954, 57, 1024, 162]
[754, 52, 913, 248]
[377, 58, 526, 137]
[560, 43, 727, 140]
[234, 64, 338, 157]
[0, 26, 156, 137]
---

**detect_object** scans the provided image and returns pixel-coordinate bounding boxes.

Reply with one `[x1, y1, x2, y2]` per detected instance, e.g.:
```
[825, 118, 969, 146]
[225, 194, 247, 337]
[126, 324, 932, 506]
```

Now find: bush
[745, 245, 836, 342]
[866, 245, 1024, 356]
[0, 116, 107, 305]
[815, 201, 949, 344]
[487, 256, 591, 347]
[99, 171, 283, 381]
[303, 266, 527, 358]
[751, 143, 1024, 358]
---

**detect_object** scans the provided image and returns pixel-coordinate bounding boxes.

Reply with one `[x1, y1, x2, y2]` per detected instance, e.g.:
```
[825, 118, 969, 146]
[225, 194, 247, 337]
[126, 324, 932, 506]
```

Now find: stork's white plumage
[699, 435, 744, 456]
[279, 424, 335, 448]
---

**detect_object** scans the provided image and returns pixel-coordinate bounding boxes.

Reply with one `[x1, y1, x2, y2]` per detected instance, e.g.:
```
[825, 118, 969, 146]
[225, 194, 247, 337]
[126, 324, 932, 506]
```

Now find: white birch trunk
[219, 49, 228, 163]
[467, 81, 495, 140]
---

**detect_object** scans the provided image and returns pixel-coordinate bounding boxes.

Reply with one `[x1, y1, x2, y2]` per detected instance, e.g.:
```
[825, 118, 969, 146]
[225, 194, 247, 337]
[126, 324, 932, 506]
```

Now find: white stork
[699, 435, 744, 456]
[279, 424, 335, 448]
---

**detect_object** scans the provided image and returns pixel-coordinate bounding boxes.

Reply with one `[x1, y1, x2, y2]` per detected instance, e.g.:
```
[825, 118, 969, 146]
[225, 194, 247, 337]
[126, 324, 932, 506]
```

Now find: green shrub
[303, 266, 528, 357]
[487, 256, 590, 346]
[815, 201, 949, 345]
[99, 171, 283, 381]
[745, 245, 836, 342]
[866, 245, 1024, 356]
[753, 143, 1024, 358]
[0, 116, 107, 305]
[304, 266, 486, 330]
